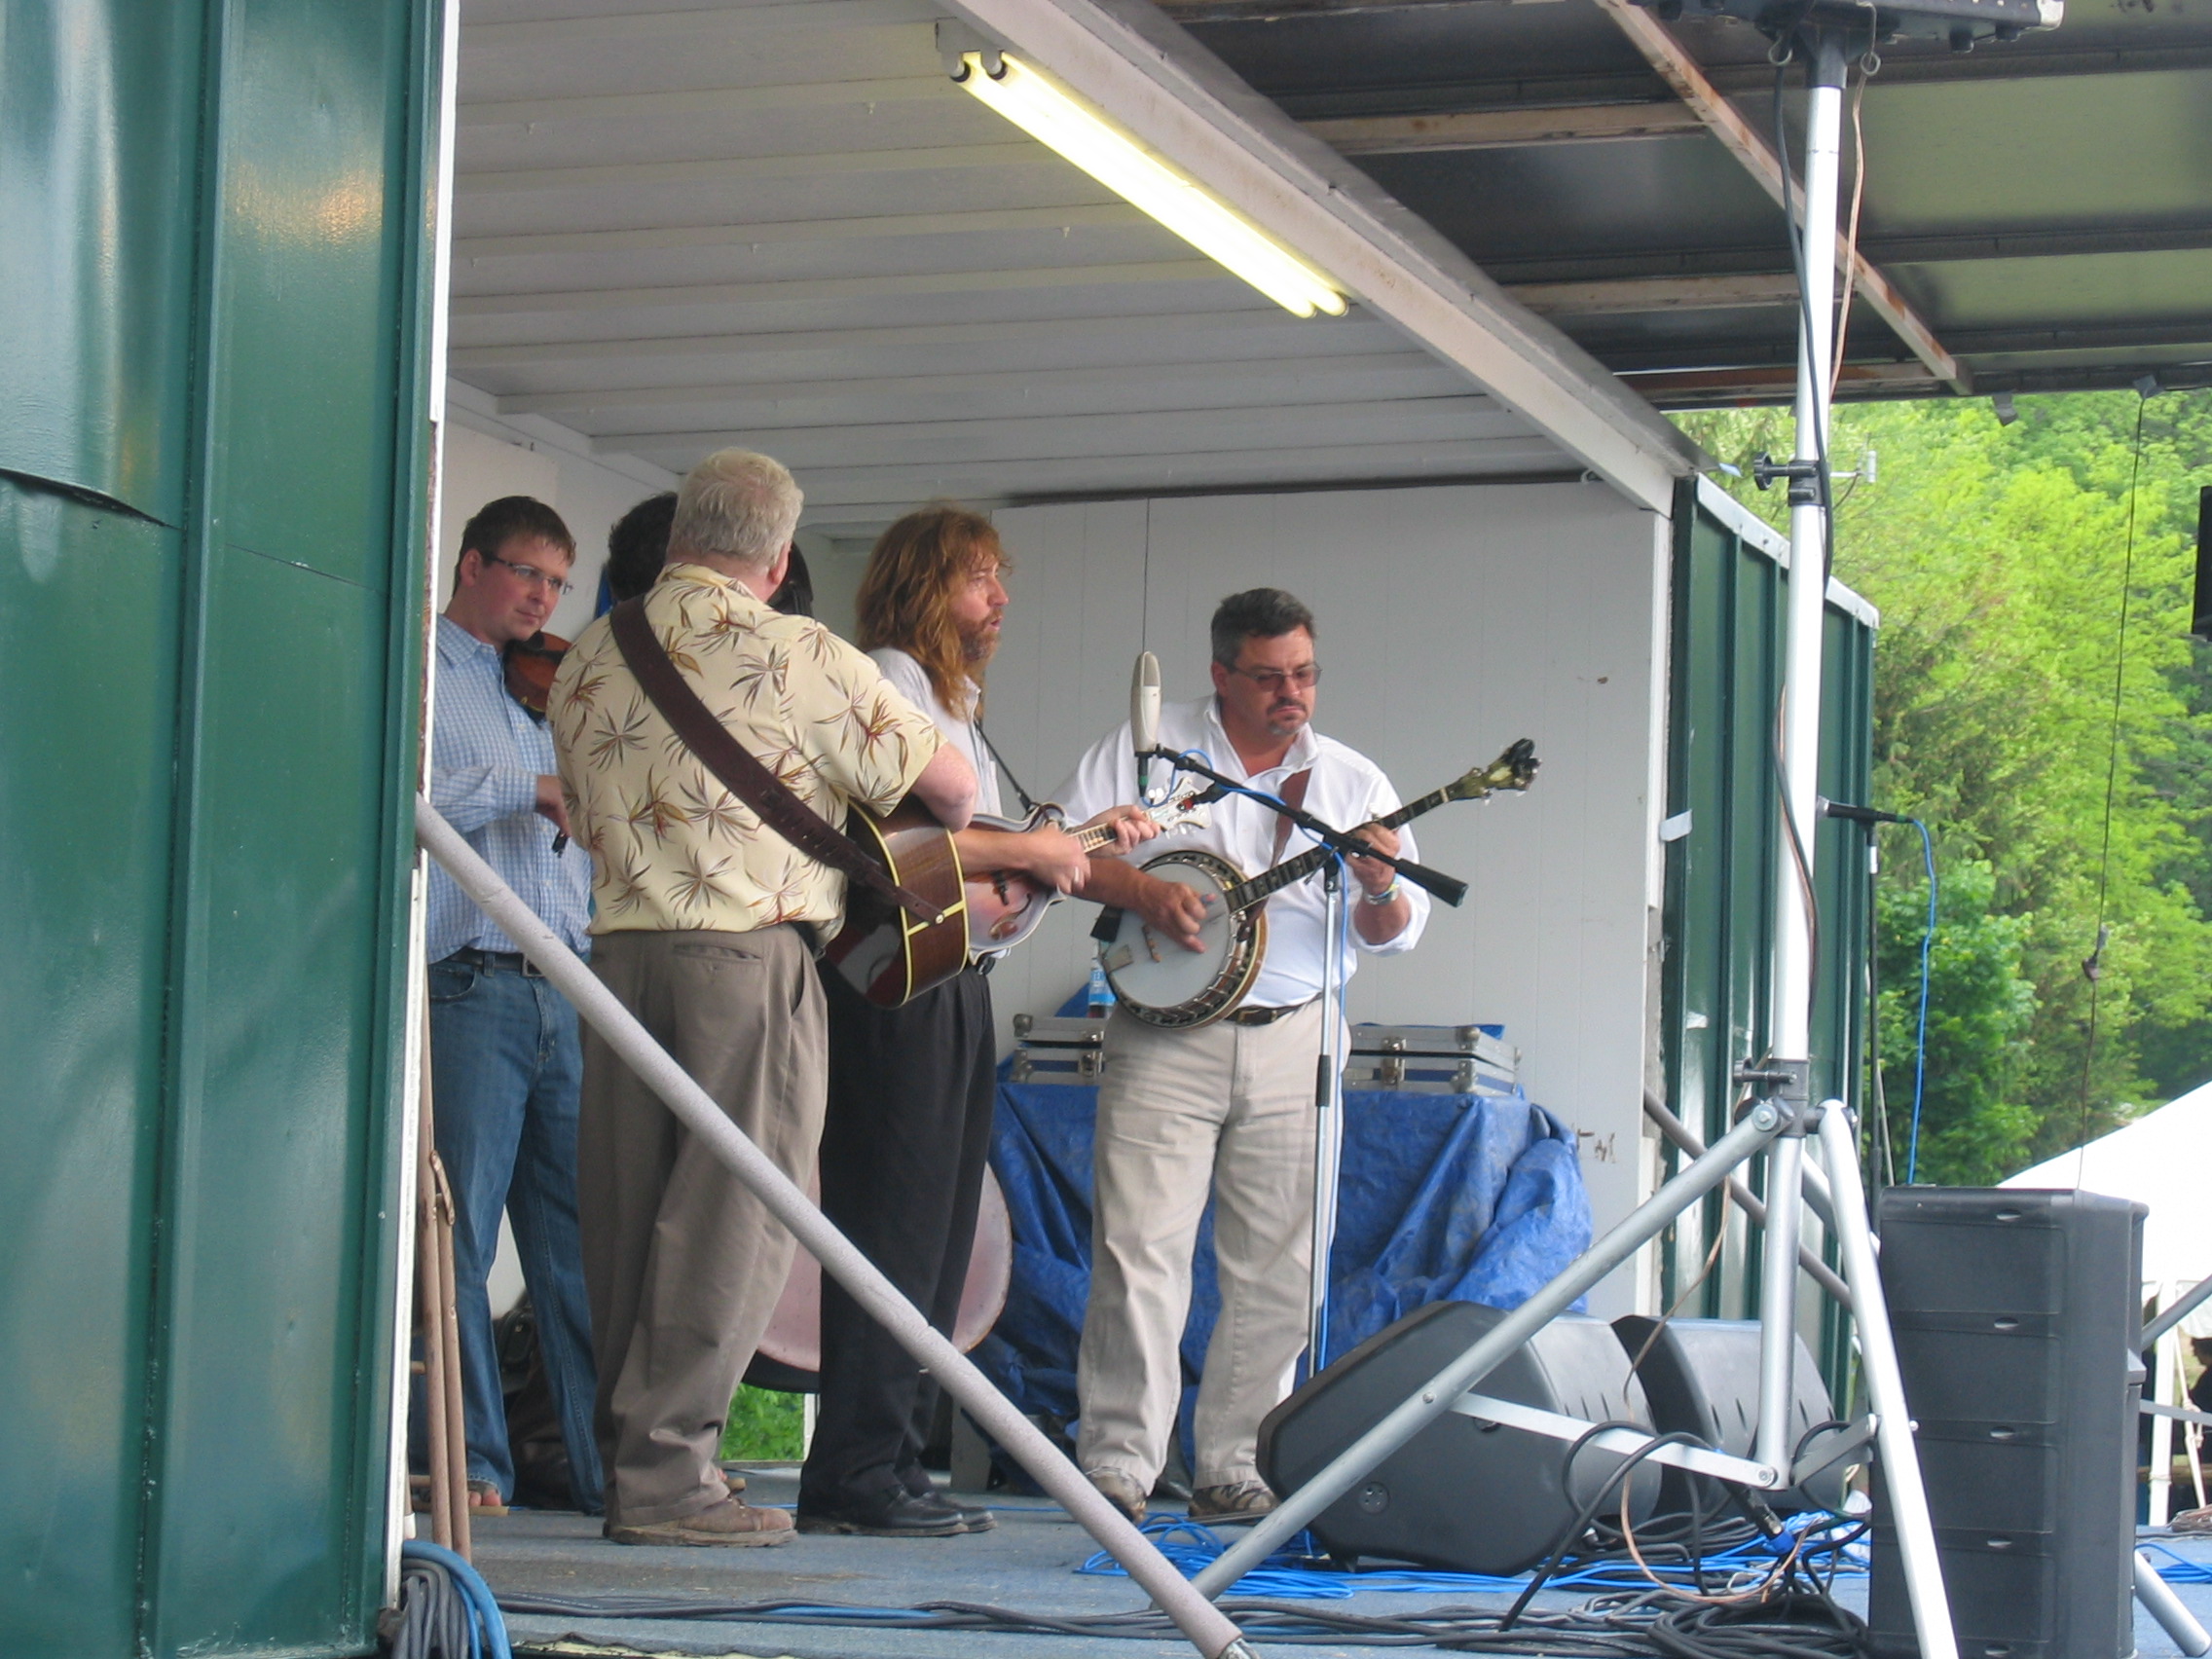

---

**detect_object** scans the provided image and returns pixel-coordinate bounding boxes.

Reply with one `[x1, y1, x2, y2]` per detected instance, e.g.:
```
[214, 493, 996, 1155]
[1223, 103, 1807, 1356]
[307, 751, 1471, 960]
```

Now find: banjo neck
[1219, 779, 1457, 914]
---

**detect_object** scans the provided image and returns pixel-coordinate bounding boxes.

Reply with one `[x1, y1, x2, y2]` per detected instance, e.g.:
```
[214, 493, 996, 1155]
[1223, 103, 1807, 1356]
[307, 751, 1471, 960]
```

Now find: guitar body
[823, 798, 968, 1008]
[1098, 849, 1268, 1030]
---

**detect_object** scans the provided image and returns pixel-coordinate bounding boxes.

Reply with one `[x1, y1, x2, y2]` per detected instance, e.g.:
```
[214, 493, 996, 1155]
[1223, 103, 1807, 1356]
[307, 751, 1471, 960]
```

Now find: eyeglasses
[484, 552, 575, 597]
[1230, 663, 1321, 693]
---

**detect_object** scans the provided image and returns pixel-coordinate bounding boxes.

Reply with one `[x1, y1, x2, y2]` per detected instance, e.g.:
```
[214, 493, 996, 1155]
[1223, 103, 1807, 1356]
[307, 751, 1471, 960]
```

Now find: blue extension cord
[1074, 1512, 1873, 1602]
[402, 1539, 513, 1659]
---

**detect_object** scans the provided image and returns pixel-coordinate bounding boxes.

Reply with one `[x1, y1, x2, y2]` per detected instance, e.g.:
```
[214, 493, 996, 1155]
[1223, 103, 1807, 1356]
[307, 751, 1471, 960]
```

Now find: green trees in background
[1676, 391, 2212, 1185]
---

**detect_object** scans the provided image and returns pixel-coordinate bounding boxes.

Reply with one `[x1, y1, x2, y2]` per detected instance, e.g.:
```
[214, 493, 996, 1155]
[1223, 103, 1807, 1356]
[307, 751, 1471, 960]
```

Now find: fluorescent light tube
[955, 51, 1347, 320]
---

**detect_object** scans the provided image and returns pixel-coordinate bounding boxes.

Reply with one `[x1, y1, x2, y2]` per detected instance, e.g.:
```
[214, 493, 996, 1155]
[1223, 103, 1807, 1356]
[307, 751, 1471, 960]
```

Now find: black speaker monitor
[1256, 1300, 1661, 1575]
[1613, 1316, 1850, 1517]
[1867, 1188, 2144, 1659]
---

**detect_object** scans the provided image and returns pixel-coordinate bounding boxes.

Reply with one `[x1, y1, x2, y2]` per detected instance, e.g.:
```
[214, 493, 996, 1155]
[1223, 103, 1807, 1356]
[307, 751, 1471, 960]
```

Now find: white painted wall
[435, 395, 679, 642]
[977, 482, 1671, 1314]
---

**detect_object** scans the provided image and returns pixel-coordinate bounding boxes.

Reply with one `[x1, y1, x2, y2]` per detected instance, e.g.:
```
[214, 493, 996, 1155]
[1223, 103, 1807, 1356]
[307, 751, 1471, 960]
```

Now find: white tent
[2005, 1080, 2212, 1521]
[2003, 1079, 2212, 1306]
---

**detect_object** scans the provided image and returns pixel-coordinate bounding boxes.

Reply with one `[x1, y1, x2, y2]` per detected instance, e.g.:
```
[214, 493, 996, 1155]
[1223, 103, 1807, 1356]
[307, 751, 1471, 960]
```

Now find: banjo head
[1099, 848, 1263, 1029]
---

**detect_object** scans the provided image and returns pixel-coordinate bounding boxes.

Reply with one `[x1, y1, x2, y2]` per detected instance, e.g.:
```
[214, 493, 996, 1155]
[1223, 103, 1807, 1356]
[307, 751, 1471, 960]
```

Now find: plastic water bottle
[1087, 962, 1116, 1018]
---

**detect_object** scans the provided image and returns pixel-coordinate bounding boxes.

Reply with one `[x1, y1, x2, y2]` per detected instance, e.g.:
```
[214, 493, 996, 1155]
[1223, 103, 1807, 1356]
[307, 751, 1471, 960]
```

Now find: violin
[502, 630, 570, 720]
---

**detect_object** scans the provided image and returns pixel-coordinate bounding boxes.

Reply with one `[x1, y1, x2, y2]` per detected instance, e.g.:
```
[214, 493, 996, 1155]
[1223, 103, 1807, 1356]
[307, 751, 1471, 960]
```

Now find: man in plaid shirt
[424, 495, 603, 1519]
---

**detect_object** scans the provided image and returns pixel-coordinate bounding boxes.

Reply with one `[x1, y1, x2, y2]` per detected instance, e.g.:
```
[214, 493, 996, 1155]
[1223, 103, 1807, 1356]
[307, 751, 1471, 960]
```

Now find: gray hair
[670, 449, 804, 570]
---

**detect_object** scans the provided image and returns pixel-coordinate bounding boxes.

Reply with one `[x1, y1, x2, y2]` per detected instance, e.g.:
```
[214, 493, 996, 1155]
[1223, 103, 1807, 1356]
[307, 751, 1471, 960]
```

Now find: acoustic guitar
[1096, 739, 1539, 1030]
[824, 787, 1215, 1009]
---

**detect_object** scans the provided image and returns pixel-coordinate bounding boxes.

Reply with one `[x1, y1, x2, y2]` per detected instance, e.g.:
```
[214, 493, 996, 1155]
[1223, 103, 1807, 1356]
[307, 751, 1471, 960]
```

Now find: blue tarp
[973, 1073, 1593, 1450]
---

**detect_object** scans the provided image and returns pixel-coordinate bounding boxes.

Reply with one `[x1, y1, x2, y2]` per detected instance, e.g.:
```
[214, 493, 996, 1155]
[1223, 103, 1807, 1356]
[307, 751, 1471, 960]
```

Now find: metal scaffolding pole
[415, 796, 1253, 1659]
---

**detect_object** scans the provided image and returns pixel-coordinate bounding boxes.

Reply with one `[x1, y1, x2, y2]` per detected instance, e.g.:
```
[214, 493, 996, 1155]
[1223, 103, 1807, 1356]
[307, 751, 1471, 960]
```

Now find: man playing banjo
[1056, 588, 1429, 1525]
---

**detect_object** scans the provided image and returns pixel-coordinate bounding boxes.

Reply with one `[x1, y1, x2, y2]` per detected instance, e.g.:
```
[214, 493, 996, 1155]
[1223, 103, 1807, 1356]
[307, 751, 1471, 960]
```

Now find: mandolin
[1097, 739, 1539, 1030]
[823, 788, 1215, 1010]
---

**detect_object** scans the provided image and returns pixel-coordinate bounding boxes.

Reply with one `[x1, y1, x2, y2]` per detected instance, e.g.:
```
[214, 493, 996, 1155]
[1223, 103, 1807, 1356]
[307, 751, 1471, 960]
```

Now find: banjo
[1096, 740, 1539, 1030]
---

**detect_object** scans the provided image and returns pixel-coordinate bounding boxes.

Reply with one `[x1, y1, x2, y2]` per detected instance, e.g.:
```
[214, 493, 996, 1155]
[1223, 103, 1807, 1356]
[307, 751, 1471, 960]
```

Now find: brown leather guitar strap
[1270, 768, 1313, 865]
[608, 597, 944, 925]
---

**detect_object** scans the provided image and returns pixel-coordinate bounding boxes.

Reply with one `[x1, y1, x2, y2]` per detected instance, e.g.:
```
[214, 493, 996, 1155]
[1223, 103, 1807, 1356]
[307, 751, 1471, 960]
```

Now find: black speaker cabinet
[1612, 1316, 1849, 1518]
[1255, 1300, 1661, 1574]
[1867, 1188, 2145, 1659]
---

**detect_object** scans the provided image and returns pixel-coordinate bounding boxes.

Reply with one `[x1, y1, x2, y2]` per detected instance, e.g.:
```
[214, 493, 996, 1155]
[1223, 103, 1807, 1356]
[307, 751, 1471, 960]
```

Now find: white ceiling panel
[448, 0, 1676, 529]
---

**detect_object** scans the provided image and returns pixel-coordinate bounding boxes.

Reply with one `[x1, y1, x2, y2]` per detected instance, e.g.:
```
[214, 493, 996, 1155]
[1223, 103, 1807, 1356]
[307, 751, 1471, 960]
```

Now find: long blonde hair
[854, 503, 1008, 720]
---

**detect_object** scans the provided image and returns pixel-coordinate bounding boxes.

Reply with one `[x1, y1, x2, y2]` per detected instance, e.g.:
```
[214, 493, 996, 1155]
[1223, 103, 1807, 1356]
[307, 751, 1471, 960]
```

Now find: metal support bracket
[1450, 1391, 1783, 1488]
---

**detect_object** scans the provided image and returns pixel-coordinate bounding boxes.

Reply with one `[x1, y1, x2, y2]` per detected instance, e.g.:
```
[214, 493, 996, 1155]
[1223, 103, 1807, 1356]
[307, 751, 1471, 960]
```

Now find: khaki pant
[576, 927, 827, 1527]
[1076, 1000, 1321, 1492]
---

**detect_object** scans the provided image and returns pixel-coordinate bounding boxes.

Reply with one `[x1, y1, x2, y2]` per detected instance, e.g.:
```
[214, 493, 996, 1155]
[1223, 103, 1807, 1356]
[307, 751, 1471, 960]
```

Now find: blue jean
[426, 953, 605, 1511]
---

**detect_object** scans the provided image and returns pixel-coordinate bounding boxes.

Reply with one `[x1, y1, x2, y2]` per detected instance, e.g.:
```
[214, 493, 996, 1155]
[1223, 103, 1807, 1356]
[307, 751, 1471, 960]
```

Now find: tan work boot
[1188, 1479, 1277, 1523]
[1084, 1467, 1148, 1526]
[608, 1495, 794, 1547]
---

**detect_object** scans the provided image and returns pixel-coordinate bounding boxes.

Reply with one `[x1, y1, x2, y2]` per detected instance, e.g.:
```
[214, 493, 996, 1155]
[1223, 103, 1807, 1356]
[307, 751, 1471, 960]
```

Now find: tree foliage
[1676, 391, 2212, 1182]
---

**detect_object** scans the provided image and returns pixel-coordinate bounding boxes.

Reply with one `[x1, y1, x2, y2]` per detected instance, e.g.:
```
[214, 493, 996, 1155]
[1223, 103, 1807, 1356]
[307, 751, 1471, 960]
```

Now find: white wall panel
[436, 416, 677, 641]
[980, 481, 1669, 1310]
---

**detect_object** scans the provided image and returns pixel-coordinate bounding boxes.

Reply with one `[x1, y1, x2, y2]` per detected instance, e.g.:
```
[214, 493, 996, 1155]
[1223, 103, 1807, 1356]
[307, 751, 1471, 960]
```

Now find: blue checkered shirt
[426, 616, 593, 962]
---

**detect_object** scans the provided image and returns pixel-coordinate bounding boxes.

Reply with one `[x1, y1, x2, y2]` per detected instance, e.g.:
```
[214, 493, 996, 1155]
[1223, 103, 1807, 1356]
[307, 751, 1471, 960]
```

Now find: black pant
[799, 964, 997, 1505]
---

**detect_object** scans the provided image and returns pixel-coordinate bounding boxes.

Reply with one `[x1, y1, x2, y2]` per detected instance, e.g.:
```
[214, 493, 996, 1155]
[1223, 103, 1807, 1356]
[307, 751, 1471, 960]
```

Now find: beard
[960, 615, 1002, 667]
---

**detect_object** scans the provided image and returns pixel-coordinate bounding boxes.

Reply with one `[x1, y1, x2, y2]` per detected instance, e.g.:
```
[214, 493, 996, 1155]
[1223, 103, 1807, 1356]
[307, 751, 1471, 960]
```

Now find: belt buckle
[520, 955, 543, 978]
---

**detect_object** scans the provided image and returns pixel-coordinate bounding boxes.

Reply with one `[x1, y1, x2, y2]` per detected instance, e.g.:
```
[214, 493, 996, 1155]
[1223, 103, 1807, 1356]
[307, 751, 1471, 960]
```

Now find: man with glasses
[1051, 587, 1429, 1527]
[424, 496, 604, 1520]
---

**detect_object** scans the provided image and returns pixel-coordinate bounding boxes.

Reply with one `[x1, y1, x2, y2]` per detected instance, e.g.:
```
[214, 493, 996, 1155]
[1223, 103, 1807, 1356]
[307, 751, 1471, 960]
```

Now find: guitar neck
[1222, 780, 1461, 912]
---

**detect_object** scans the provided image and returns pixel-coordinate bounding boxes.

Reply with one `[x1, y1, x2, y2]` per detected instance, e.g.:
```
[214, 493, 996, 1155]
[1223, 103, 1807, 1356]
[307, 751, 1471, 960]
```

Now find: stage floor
[476, 1465, 2212, 1659]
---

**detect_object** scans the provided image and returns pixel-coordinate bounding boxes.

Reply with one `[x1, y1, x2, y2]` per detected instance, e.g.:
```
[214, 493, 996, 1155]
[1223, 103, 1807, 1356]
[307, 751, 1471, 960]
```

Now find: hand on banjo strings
[1346, 821, 1403, 898]
[1134, 872, 1211, 952]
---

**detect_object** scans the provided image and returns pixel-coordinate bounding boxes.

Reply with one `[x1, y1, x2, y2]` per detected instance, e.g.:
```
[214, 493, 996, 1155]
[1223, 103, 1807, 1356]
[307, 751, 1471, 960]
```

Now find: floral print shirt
[548, 563, 940, 935]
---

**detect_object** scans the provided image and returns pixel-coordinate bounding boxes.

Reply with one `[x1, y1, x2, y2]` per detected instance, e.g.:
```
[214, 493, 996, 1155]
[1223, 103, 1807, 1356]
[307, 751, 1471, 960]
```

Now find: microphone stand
[1140, 746, 1467, 1379]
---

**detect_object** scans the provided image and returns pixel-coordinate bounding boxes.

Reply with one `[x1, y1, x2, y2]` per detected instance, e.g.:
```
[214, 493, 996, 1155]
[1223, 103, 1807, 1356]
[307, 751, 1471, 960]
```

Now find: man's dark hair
[1210, 587, 1316, 668]
[456, 496, 574, 593]
[605, 492, 678, 604]
[769, 544, 815, 618]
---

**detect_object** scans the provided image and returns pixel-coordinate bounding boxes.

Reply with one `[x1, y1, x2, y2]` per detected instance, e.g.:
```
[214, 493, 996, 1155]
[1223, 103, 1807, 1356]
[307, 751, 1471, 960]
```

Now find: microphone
[1131, 650, 1162, 801]
[1821, 798, 1907, 826]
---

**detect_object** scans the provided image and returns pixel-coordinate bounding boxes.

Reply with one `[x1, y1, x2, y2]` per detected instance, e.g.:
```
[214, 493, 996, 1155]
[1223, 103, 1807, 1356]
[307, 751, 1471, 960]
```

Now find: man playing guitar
[1054, 588, 1429, 1526]
[797, 503, 1153, 1537]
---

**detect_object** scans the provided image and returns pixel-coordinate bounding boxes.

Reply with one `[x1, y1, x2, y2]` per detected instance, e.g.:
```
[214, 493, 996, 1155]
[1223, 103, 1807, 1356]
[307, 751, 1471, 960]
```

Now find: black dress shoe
[796, 1486, 969, 1537]
[900, 1466, 995, 1533]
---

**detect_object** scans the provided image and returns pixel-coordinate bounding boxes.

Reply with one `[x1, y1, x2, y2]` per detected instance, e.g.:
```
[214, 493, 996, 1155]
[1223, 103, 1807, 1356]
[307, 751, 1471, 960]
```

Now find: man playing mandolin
[1057, 588, 1429, 1526]
[798, 503, 1155, 1536]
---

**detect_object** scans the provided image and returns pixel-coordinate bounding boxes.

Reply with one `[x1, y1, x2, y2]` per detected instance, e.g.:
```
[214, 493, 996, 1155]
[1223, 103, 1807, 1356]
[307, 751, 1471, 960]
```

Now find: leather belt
[1225, 997, 1315, 1028]
[445, 945, 543, 978]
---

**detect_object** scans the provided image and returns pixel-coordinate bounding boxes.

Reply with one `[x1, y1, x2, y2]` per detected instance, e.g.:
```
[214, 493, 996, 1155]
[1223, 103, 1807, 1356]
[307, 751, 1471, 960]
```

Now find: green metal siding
[1658, 480, 1874, 1325]
[1, 1, 439, 1652]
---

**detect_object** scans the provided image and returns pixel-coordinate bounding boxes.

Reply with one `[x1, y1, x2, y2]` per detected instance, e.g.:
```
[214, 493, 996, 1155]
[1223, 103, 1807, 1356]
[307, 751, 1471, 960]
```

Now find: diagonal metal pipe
[1191, 1100, 1784, 1597]
[415, 795, 1252, 1659]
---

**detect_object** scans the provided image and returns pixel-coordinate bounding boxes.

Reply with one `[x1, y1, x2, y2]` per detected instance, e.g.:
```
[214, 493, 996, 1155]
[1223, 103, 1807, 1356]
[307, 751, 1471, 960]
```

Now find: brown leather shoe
[1084, 1468, 1147, 1526]
[608, 1495, 794, 1547]
[1188, 1479, 1277, 1523]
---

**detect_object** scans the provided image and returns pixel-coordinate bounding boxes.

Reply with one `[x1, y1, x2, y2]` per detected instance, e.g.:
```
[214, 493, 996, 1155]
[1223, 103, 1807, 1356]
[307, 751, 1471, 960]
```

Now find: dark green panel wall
[0, 491, 180, 1656]
[0, 0, 203, 519]
[1658, 481, 1873, 1323]
[1, 0, 437, 1652]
